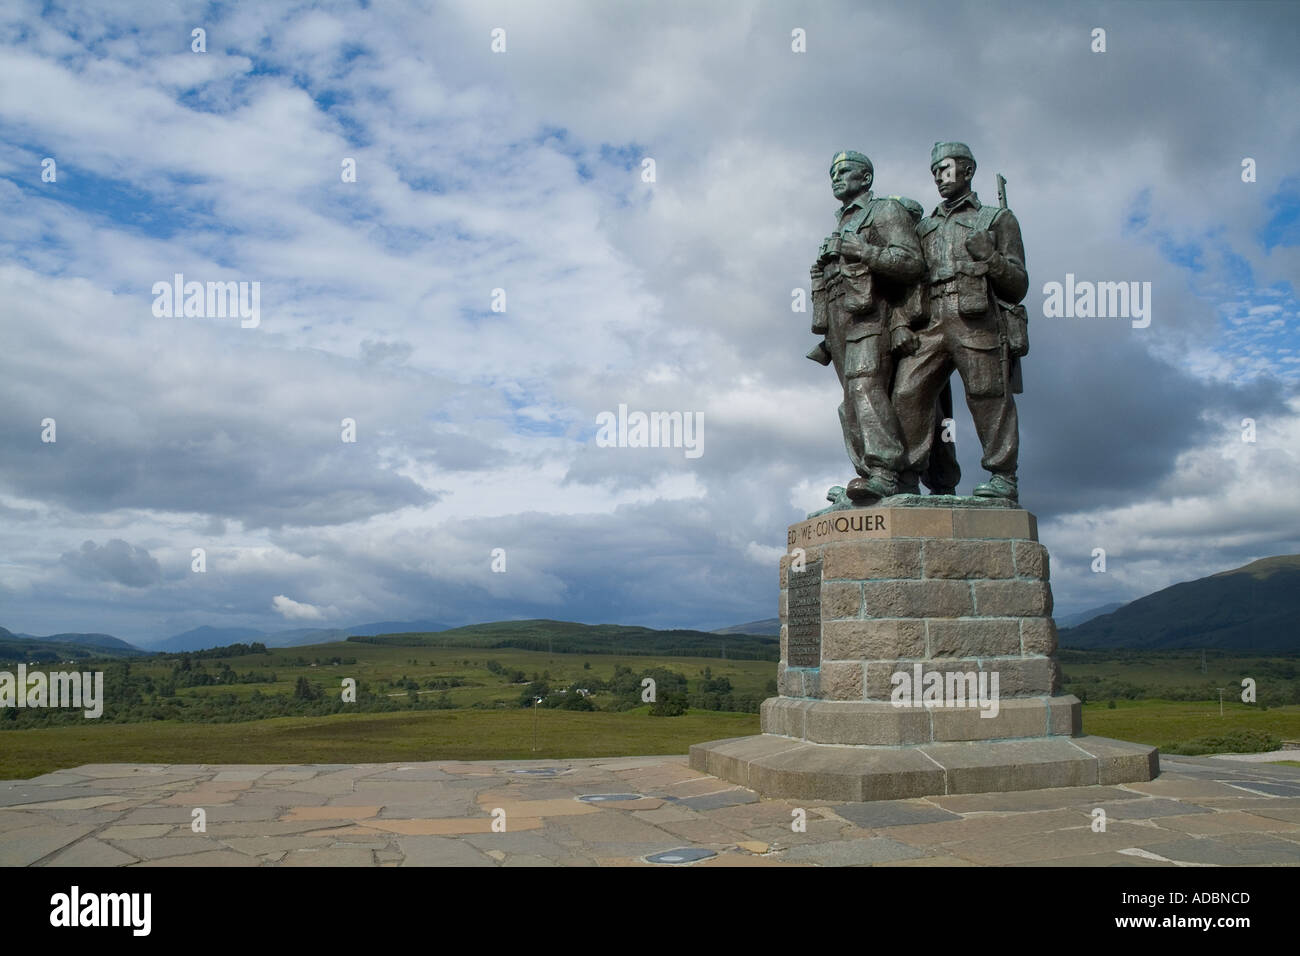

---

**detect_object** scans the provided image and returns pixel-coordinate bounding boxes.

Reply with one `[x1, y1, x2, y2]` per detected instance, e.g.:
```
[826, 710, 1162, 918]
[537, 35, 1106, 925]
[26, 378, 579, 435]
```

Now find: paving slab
[500, 853, 561, 866]
[280, 847, 377, 866]
[98, 824, 175, 839]
[625, 804, 700, 824]
[652, 818, 755, 846]
[0, 784, 115, 807]
[779, 837, 926, 865]
[4, 754, 1299, 866]
[1154, 810, 1300, 835]
[220, 836, 340, 855]
[1095, 798, 1212, 820]
[1141, 836, 1300, 866]
[743, 819, 852, 847]
[18, 772, 94, 786]
[928, 785, 1142, 813]
[7, 795, 126, 811]
[1120, 778, 1249, 799]
[376, 800, 481, 819]
[552, 811, 677, 845]
[396, 835, 496, 867]
[0, 824, 95, 866]
[942, 820, 1185, 865]
[365, 767, 455, 781]
[103, 836, 229, 859]
[233, 790, 332, 807]
[133, 850, 260, 867]
[1208, 750, 1300, 763]
[461, 830, 581, 859]
[1221, 781, 1300, 797]
[41, 836, 138, 867]
[378, 815, 543, 835]
[883, 807, 1093, 847]
[1240, 807, 1300, 824]
[827, 800, 963, 829]
[0, 810, 49, 833]
[702, 800, 805, 829]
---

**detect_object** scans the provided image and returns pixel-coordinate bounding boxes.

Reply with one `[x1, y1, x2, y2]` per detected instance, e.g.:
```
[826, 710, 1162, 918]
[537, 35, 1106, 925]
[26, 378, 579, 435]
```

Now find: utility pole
[1218, 688, 1224, 717]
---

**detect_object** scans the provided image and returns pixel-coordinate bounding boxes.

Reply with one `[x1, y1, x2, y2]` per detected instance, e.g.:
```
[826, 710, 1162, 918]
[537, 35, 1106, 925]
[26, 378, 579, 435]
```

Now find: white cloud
[271, 594, 332, 622]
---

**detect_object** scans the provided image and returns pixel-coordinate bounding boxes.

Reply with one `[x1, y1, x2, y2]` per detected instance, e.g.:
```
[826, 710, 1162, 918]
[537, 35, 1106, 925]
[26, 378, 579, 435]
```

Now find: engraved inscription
[788, 511, 888, 548]
[787, 558, 822, 668]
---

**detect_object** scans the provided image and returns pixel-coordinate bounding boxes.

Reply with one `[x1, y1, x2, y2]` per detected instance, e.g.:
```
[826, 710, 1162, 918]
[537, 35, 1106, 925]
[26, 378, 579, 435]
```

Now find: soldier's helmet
[829, 150, 873, 175]
[930, 142, 976, 172]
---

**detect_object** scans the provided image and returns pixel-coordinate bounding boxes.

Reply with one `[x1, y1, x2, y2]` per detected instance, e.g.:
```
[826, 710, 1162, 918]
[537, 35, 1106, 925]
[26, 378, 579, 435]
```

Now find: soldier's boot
[897, 471, 922, 496]
[846, 470, 899, 502]
[973, 472, 1018, 502]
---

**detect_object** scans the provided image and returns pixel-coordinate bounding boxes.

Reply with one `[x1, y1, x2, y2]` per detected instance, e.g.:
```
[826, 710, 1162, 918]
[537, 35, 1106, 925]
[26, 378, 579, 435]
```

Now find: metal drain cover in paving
[646, 848, 716, 865]
[577, 793, 644, 803]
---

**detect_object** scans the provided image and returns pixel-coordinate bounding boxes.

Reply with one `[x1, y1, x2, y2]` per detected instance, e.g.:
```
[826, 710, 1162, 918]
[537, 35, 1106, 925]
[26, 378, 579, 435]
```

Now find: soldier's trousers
[923, 380, 961, 492]
[893, 291, 1019, 477]
[827, 303, 904, 476]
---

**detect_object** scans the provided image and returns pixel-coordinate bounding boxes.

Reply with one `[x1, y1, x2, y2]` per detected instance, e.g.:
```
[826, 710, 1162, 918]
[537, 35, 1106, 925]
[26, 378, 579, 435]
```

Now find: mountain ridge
[1060, 554, 1300, 652]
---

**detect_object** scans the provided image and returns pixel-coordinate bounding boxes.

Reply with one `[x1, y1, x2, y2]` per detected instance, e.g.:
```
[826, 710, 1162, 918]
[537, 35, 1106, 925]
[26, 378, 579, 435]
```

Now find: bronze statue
[808, 151, 963, 509]
[891, 142, 1028, 502]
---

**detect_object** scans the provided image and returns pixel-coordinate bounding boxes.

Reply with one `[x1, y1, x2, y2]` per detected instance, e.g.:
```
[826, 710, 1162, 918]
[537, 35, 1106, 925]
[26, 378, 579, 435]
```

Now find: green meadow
[0, 708, 761, 780]
[1, 640, 1296, 779]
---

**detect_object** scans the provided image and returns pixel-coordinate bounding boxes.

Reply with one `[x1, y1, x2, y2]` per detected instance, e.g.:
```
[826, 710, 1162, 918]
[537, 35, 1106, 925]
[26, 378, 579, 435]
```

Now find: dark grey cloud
[60, 538, 161, 588]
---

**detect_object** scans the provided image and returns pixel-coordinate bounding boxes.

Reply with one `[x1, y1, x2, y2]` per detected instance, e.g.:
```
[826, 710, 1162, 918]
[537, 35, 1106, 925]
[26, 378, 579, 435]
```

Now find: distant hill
[1061, 555, 1300, 652]
[0, 626, 149, 662]
[349, 619, 779, 660]
[146, 619, 451, 653]
[713, 618, 781, 636]
[1055, 602, 1126, 630]
[149, 626, 266, 654]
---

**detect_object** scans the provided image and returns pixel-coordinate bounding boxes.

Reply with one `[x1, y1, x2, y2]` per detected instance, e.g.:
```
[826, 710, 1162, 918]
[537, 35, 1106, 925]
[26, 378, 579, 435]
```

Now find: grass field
[1080, 699, 1300, 750]
[118, 642, 777, 709]
[5, 696, 1296, 780]
[0, 707, 761, 780]
[3, 642, 1297, 780]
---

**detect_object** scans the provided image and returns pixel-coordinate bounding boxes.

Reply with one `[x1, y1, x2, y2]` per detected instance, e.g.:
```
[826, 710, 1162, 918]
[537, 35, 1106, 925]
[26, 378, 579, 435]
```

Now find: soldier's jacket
[916, 191, 1027, 350]
[812, 191, 924, 340]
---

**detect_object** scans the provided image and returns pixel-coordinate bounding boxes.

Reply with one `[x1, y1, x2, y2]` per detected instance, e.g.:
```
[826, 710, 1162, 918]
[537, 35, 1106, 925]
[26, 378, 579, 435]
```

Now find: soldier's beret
[829, 150, 873, 174]
[930, 142, 976, 170]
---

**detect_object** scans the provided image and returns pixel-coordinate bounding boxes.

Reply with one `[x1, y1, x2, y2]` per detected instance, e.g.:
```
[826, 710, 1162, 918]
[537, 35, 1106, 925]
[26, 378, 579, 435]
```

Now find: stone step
[689, 733, 1159, 802]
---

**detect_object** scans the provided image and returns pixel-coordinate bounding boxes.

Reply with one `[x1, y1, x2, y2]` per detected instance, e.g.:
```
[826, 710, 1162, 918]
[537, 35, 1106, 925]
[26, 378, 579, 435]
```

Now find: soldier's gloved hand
[839, 231, 867, 262]
[964, 230, 995, 261]
[891, 326, 919, 355]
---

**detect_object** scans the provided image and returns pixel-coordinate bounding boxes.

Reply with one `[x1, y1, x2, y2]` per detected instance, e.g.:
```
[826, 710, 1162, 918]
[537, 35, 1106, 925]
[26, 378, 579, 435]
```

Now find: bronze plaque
[787, 559, 822, 668]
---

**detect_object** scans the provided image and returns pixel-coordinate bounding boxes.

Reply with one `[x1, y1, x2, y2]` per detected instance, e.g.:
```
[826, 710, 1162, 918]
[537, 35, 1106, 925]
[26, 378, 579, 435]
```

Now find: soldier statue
[891, 142, 1029, 502]
[808, 151, 961, 507]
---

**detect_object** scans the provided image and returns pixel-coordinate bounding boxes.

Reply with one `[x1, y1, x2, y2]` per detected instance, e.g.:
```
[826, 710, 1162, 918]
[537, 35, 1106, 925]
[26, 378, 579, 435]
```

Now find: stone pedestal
[690, 499, 1157, 801]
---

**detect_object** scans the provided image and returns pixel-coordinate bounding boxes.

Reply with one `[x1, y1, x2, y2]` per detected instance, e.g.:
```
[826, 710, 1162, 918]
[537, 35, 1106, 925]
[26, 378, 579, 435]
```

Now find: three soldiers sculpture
[809, 143, 1029, 509]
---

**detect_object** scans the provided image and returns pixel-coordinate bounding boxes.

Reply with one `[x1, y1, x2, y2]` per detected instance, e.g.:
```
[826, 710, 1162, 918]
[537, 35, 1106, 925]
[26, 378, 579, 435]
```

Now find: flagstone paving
[2, 754, 1299, 866]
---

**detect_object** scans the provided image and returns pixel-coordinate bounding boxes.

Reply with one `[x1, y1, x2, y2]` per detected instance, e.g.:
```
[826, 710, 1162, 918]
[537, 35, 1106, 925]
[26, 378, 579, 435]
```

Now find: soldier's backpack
[970, 204, 1029, 360]
[883, 196, 926, 329]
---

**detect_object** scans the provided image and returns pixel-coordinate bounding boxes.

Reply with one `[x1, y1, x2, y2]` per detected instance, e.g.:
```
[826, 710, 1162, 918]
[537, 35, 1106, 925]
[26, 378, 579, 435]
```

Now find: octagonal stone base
[689, 733, 1159, 802]
[693, 497, 1158, 801]
[762, 694, 1083, 745]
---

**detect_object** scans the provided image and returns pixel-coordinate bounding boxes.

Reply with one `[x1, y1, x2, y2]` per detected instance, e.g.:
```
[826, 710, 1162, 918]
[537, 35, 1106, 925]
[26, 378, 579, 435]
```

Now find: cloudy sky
[1, 0, 1297, 645]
